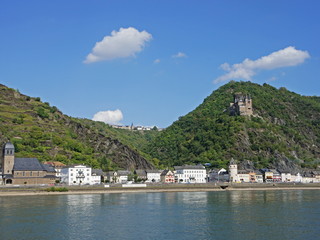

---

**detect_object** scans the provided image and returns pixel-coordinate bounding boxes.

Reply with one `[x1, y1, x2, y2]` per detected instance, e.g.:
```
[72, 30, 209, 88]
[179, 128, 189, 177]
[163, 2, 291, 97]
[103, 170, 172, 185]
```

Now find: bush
[37, 107, 49, 119]
[46, 187, 68, 192]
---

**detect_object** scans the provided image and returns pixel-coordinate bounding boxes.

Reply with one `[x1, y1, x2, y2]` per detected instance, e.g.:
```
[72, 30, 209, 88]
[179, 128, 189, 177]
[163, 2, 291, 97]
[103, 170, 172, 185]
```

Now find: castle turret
[2, 142, 15, 175]
[230, 93, 253, 116]
[229, 158, 238, 183]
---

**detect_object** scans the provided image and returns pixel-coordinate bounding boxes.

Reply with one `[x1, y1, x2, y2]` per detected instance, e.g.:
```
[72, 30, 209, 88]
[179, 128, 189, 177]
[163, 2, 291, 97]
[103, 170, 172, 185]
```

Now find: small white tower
[229, 158, 238, 183]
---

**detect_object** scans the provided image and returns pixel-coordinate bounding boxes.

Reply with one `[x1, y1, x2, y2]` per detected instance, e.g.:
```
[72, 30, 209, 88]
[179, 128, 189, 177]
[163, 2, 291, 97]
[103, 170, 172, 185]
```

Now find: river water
[0, 190, 319, 240]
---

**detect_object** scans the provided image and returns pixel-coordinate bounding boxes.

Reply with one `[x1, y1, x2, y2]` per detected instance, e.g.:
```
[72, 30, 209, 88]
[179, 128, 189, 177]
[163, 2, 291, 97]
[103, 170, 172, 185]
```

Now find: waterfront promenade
[1, 183, 320, 196]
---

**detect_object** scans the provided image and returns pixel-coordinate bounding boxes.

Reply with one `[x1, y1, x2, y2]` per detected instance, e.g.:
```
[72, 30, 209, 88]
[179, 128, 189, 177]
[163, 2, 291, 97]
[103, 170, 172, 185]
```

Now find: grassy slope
[0, 84, 158, 169]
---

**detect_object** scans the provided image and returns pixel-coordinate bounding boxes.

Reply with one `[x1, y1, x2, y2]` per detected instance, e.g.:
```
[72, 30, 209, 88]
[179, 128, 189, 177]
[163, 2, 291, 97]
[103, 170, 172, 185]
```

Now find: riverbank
[1, 183, 320, 196]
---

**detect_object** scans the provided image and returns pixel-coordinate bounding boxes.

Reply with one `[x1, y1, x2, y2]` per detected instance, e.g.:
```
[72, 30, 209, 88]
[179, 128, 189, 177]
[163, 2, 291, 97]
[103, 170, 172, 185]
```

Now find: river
[0, 190, 319, 240]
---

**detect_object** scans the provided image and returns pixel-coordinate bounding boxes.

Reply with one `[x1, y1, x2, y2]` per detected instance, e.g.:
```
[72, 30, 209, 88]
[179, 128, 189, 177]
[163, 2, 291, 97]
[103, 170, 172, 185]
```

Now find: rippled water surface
[0, 190, 319, 240]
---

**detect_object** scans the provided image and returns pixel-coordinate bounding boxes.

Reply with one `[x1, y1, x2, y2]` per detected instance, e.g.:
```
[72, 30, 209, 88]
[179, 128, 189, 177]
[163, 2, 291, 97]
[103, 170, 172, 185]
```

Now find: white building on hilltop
[174, 165, 206, 183]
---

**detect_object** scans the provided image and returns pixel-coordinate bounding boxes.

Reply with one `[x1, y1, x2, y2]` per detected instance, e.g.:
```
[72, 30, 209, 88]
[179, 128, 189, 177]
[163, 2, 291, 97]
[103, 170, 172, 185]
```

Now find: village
[1, 142, 320, 187]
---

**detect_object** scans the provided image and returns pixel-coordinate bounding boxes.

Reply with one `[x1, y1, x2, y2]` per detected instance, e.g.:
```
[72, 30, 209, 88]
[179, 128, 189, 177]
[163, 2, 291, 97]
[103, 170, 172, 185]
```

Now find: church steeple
[2, 142, 15, 175]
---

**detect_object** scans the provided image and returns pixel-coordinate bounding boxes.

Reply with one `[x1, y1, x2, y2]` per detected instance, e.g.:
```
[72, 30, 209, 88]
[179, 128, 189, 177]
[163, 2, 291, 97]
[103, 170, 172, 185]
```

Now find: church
[1, 142, 57, 185]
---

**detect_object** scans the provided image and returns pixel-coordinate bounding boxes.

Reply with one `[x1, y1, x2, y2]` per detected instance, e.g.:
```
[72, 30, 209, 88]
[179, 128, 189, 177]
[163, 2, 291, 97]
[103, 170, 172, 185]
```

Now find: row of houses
[59, 165, 206, 185]
[208, 159, 320, 183]
[0, 142, 207, 186]
[2, 142, 319, 186]
[30, 164, 207, 186]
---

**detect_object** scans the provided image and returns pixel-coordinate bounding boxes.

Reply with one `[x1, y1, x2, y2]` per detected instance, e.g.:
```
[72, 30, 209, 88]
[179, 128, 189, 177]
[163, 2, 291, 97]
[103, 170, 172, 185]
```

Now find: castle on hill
[229, 93, 253, 116]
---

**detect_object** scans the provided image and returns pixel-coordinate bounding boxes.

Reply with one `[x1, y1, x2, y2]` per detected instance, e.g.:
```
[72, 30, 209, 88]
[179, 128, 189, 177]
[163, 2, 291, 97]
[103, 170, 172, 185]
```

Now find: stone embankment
[1, 182, 320, 196]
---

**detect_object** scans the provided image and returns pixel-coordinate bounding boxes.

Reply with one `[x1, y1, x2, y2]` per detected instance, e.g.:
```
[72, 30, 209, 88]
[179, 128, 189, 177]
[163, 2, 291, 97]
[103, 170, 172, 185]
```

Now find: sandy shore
[1, 184, 320, 197]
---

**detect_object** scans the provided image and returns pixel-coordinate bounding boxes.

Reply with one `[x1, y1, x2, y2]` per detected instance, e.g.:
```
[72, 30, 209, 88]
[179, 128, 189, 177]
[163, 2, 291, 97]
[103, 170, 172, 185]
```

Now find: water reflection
[0, 190, 319, 240]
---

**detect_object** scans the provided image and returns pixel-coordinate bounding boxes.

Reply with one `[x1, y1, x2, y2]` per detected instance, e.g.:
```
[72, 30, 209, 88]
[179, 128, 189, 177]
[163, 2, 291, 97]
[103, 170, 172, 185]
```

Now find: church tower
[229, 158, 238, 183]
[2, 142, 15, 175]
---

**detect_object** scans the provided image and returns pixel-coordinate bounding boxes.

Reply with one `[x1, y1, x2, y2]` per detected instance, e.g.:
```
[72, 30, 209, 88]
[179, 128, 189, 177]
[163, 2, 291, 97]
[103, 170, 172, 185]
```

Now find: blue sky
[1, 1, 319, 128]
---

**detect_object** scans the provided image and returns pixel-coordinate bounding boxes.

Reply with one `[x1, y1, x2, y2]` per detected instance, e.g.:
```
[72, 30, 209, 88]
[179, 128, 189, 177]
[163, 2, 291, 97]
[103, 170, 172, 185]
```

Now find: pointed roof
[4, 142, 14, 149]
[229, 158, 237, 165]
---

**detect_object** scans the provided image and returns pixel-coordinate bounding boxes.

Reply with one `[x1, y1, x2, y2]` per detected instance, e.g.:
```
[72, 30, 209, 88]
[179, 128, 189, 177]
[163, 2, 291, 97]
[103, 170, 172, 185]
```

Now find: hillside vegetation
[146, 81, 320, 170]
[0, 84, 157, 170]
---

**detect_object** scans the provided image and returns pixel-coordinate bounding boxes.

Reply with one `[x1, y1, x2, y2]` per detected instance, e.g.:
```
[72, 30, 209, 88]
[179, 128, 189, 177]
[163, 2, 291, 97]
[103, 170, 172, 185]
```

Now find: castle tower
[2, 142, 15, 175]
[229, 158, 238, 183]
[230, 93, 253, 116]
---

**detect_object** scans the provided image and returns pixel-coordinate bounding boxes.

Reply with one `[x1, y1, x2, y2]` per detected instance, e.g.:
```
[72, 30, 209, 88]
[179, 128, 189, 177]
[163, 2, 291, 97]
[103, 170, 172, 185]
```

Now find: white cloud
[92, 109, 123, 125]
[172, 52, 187, 58]
[214, 46, 310, 83]
[154, 59, 161, 64]
[84, 27, 152, 63]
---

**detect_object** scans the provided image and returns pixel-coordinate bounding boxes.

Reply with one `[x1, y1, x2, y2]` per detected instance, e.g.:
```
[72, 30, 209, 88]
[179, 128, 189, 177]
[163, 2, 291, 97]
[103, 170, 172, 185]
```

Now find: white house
[61, 164, 94, 185]
[117, 170, 130, 183]
[146, 170, 161, 182]
[279, 170, 292, 182]
[174, 165, 206, 183]
[237, 170, 250, 183]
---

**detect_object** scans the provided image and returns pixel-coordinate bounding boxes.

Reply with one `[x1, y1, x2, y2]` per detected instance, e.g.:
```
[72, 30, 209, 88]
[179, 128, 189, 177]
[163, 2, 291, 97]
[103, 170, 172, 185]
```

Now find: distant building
[60, 164, 102, 185]
[134, 169, 147, 182]
[146, 170, 161, 182]
[117, 170, 131, 183]
[43, 161, 66, 180]
[209, 168, 229, 182]
[105, 170, 130, 183]
[160, 170, 175, 183]
[229, 158, 239, 182]
[1, 142, 57, 185]
[230, 93, 253, 116]
[174, 165, 206, 183]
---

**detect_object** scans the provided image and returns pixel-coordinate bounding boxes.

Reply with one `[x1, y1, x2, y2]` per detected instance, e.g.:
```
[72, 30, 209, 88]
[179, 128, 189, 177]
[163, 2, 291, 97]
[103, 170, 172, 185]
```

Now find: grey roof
[174, 165, 205, 170]
[238, 170, 250, 174]
[311, 170, 320, 175]
[4, 142, 15, 149]
[117, 170, 130, 176]
[270, 169, 280, 175]
[135, 169, 147, 176]
[92, 169, 104, 176]
[254, 170, 263, 175]
[44, 175, 57, 178]
[42, 164, 56, 173]
[14, 158, 44, 171]
[229, 158, 237, 165]
[105, 171, 116, 177]
[160, 170, 173, 176]
[146, 169, 161, 174]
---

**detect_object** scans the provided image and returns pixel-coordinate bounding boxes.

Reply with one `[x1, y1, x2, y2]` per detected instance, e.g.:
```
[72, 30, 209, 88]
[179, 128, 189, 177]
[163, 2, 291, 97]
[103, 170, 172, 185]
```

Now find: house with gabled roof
[160, 170, 174, 183]
[146, 169, 161, 182]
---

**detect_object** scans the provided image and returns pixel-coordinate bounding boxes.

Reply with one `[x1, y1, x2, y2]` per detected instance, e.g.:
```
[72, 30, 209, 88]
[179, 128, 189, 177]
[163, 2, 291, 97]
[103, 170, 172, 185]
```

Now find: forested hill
[146, 81, 320, 171]
[0, 84, 157, 170]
